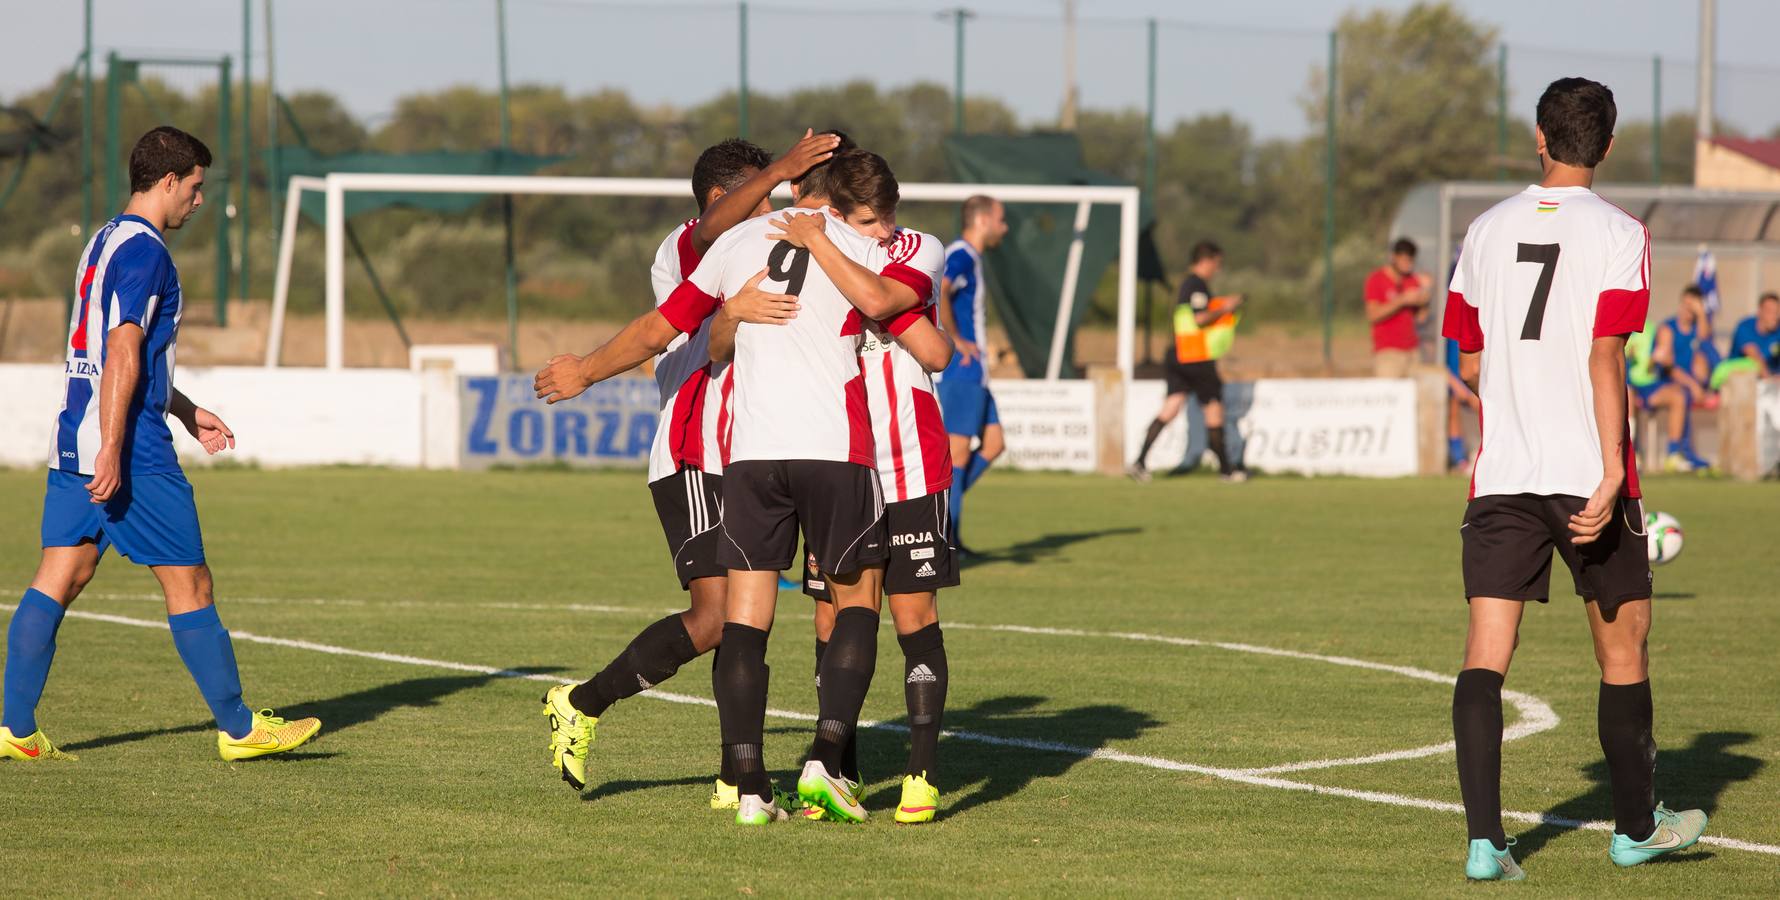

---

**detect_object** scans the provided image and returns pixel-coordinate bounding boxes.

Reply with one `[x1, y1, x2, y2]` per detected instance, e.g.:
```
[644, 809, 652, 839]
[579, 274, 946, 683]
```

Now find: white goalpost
[270, 173, 1141, 381]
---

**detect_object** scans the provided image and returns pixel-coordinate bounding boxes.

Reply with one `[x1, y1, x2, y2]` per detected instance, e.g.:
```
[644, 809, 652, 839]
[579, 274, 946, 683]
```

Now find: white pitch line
[84, 592, 1552, 773]
[39, 607, 1780, 858]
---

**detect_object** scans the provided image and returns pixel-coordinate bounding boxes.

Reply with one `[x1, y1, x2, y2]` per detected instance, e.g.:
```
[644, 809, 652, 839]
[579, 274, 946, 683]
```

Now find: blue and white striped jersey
[51, 214, 184, 475]
[939, 238, 988, 384]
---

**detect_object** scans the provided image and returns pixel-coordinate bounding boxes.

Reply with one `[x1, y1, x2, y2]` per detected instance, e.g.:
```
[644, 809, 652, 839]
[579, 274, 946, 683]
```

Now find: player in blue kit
[1, 127, 320, 763]
[934, 195, 1008, 553]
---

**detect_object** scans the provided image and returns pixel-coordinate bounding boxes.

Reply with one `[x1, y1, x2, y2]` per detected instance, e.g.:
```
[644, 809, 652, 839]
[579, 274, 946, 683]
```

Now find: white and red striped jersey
[646, 218, 731, 482]
[859, 229, 950, 501]
[661, 207, 929, 468]
[1443, 185, 1649, 500]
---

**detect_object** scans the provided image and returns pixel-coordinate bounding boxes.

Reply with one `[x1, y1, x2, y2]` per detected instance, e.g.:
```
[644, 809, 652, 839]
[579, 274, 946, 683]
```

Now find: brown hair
[961, 194, 999, 229]
[129, 126, 212, 193]
[809, 149, 899, 217]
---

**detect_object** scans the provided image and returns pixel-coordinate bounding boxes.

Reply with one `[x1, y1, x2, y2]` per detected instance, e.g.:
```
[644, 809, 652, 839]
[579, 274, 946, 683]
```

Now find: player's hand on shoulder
[87, 447, 122, 505]
[189, 407, 236, 455]
[534, 353, 590, 404]
[770, 129, 842, 183]
[768, 210, 826, 248]
[727, 268, 799, 325]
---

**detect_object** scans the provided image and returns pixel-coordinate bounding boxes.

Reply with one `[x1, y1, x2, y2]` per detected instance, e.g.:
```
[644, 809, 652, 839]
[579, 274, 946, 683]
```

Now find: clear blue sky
[7, 0, 1777, 139]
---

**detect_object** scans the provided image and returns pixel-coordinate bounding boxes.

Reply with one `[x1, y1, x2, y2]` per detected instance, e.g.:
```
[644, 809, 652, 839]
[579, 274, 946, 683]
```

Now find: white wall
[0, 364, 426, 469]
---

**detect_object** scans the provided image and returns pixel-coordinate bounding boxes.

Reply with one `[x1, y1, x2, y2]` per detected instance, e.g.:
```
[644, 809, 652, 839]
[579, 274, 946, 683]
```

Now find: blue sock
[168, 606, 252, 739]
[963, 452, 993, 492]
[3, 589, 66, 736]
[1667, 439, 1685, 455]
[1448, 437, 1466, 466]
[948, 468, 966, 543]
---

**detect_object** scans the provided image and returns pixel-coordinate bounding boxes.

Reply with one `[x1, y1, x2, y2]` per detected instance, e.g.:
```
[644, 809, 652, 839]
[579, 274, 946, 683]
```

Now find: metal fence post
[738, 2, 749, 139]
[1322, 30, 1337, 371]
[218, 55, 233, 325]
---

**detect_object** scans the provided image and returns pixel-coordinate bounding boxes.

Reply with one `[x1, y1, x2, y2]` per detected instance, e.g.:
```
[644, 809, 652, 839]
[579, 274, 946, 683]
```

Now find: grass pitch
[1, 467, 1775, 896]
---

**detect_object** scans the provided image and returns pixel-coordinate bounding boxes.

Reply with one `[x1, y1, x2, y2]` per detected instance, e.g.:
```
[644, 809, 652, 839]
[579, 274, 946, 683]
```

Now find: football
[1646, 510, 1684, 565]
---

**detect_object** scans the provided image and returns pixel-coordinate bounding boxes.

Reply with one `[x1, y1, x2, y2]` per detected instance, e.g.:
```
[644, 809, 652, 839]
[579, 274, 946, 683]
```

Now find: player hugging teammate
[533, 132, 956, 825]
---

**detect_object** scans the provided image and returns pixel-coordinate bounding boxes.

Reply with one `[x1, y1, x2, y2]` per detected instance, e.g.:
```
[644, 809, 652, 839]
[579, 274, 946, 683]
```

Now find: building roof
[1711, 136, 1780, 172]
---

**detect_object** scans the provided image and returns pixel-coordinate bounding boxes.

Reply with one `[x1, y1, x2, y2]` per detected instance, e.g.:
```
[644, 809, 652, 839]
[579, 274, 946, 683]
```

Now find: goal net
[270, 174, 1140, 379]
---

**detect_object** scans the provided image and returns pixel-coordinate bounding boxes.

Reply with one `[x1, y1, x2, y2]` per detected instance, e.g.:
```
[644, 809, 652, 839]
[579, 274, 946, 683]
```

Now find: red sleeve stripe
[881, 303, 934, 337]
[1441, 291, 1483, 352]
[1595, 288, 1650, 338]
[659, 280, 720, 334]
[881, 262, 934, 304]
[675, 219, 702, 280]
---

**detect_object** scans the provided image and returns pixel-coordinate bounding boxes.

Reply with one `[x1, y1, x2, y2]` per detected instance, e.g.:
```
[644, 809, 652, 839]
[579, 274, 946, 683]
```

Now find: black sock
[899, 623, 948, 781]
[814, 637, 861, 782]
[1453, 668, 1507, 848]
[1208, 426, 1232, 475]
[1136, 417, 1167, 466]
[568, 614, 701, 718]
[713, 623, 771, 800]
[712, 644, 735, 785]
[810, 607, 879, 774]
[1599, 680, 1657, 841]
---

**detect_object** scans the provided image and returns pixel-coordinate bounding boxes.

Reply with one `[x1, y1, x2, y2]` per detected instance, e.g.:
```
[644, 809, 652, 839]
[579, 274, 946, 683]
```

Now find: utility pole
[1060, 0, 1078, 130]
[950, 8, 971, 134]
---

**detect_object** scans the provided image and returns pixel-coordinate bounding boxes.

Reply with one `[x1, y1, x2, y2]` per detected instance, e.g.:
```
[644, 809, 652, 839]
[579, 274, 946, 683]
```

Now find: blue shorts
[41, 468, 206, 567]
[1631, 380, 1681, 408]
[936, 376, 999, 438]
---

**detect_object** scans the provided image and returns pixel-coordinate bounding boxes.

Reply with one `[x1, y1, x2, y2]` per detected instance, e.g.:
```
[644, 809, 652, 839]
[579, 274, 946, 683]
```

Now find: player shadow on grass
[1511, 730, 1763, 862]
[859, 694, 1161, 819]
[961, 527, 1142, 568]
[63, 668, 561, 754]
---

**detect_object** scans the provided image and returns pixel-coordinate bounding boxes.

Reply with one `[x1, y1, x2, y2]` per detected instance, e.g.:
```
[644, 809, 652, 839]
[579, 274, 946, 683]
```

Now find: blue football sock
[963, 452, 993, 492]
[1448, 437, 1466, 465]
[168, 606, 252, 739]
[1666, 439, 1685, 455]
[3, 589, 66, 736]
[948, 467, 966, 543]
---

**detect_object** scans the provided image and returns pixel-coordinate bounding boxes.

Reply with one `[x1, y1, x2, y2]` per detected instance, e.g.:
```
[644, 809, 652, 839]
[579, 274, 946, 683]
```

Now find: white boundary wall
[0, 364, 1766, 479]
[0, 364, 435, 470]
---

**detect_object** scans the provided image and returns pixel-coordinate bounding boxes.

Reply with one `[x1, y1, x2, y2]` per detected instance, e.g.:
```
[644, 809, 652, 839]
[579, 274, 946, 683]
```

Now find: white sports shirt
[662, 207, 925, 468]
[1443, 184, 1650, 500]
[646, 218, 731, 482]
[858, 228, 950, 501]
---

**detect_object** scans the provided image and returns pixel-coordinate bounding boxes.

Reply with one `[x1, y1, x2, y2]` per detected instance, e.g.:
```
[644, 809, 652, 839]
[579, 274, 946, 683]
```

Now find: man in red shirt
[1365, 237, 1432, 377]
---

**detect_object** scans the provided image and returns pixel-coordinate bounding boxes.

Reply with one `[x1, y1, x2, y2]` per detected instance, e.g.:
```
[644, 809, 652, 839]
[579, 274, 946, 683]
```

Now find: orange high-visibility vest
[1174, 296, 1240, 363]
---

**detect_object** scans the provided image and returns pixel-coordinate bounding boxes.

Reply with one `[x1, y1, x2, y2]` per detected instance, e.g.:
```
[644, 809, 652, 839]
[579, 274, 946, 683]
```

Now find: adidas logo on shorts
[907, 664, 938, 684]
[915, 561, 936, 578]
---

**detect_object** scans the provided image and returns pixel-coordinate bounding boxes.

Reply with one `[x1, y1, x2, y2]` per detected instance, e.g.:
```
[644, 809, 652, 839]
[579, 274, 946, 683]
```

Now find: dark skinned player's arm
[533, 310, 681, 404]
[1459, 350, 1480, 395]
[690, 131, 840, 254]
[709, 306, 739, 364]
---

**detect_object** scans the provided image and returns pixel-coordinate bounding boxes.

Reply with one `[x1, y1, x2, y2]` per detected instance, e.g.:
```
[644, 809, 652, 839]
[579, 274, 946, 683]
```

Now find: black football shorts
[718, 460, 887, 576]
[648, 467, 726, 589]
[804, 490, 958, 600]
[1460, 493, 1652, 615]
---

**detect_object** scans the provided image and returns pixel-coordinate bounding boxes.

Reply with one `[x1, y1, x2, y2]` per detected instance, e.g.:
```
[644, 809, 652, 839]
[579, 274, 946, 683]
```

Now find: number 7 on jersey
[1516, 242, 1560, 341]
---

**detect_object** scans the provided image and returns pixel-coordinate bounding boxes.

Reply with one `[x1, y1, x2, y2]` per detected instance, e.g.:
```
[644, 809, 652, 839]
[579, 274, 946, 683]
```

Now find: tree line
[0, 3, 1707, 328]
